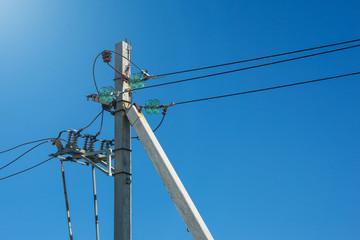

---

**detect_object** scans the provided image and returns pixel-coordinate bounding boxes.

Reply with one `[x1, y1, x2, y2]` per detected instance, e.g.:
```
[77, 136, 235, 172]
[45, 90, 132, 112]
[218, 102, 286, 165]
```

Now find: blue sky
[0, 0, 359, 239]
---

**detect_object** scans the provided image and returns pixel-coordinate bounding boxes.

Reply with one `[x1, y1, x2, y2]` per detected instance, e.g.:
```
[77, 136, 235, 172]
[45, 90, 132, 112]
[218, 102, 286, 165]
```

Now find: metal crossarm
[52, 147, 114, 176]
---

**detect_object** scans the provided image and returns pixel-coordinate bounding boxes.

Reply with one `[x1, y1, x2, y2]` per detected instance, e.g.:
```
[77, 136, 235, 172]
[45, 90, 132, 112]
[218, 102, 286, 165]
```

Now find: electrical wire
[106, 62, 126, 78]
[94, 110, 104, 137]
[0, 138, 54, 154]
[140, 44, 360, 90]
[172, 71, 360, 106]
[156, 38, 360, 77]
[153, 114, 166, 133]
[54, 110, 104, 143]
[92, 52, 102, 93]
[131, 113, 167, 140]
[109, 50, 143, 72]
[0, 141, 51, 171]
[0, 157, 55, 181]
[93, 48, 144, 95]
[78, 109, 105, 134]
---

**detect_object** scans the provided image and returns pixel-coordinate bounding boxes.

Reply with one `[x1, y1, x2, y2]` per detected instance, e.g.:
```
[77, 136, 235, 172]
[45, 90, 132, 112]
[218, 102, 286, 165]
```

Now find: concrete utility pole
[114, 41, 132, 240]
[126, 105, 214, 240]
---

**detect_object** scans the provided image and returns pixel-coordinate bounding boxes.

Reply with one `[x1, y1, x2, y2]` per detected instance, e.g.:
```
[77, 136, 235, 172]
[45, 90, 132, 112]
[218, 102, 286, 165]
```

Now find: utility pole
[53, 40, 213, 239]
[126, 105, 214, 240]
[114, 41, 132, 240]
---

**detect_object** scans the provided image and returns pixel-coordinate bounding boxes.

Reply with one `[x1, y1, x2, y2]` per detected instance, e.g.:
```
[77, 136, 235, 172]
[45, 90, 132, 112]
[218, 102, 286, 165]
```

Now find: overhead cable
[141, 44, 360, 90]
[131, 110, 167, 140]
[92, 52, 102, 93]
[172, 71, 360, 106]
[109, 50, 143, 72]
[153, 114, 166, 133]
[156, 38, 360, 77]
[78, 110, 105, 134]
[94, 110, 104, 137]
[0, 141, 51, 171]
[55, 110, 104, 142]
[0, 138, 54, 154]
[93, 48, 145, 93]
[0, 157, 55, 181]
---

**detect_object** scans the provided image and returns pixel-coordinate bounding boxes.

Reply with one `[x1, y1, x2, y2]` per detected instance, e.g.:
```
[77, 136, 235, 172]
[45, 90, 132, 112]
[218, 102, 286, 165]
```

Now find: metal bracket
[52, 147, 114, 176]
[86, 94, 115, 109]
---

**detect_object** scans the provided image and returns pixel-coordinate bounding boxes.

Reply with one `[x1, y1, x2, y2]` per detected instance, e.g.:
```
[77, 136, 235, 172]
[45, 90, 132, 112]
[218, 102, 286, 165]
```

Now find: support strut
[92, 166, 100, 240]
[60, 160, 73, 240]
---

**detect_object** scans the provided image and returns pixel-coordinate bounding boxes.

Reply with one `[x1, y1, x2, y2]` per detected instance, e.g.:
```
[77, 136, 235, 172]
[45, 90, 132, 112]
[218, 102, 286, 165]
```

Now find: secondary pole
[126, 106, 214, 240]
[114, 41, 132, 240]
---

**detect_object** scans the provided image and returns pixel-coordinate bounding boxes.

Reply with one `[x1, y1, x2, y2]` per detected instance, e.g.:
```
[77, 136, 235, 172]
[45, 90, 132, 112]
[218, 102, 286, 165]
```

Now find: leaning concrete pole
[126, 105, 214, 240]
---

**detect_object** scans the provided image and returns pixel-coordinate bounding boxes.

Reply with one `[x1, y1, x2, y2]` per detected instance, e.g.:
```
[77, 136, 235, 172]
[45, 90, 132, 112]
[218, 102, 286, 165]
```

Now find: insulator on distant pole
[102, 50, 112, 63]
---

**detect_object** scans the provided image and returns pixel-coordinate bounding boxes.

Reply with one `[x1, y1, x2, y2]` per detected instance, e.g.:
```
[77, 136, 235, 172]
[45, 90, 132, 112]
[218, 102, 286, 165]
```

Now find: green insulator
[145, 100, 153, 115]
[105, 86, 115, 102]
[129, 74, 136, 81]
[135, 80, 145, 89]
[99, 86, 115, 103]
[135, 73, 143, 81]
[144, 99, 161, 115]
[129, 74, 136, 89]
[98, 87, 107, 103]
[129, 73, 145, 89]
[151, 99, 161, 115]
[129, 81, 136, 89]
[129, 78, 136, 89]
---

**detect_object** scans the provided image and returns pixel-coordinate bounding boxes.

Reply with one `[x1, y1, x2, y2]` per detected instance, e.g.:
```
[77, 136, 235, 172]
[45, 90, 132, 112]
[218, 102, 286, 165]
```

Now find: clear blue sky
[0, 0, 359, 239]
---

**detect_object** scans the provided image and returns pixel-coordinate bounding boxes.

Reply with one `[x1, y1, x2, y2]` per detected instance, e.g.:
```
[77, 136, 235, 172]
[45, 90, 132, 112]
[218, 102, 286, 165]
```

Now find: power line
[0, 141, 51, 171]
[172, 71, 360, 106]
[153, 114, 166, 133]
[141, 44, 360, 90]
[156, 38, 360, 77]
[93, 49, 145, 94]
[93, 52, 102, 93]
[0, 138, 55, 155]
[55, 109, 105, 142]
[0, 157, 55, 181]
[78, 109, 105, 134]
[110, 50, 143, 72]
[131, 114, 166, 140]
[54, 109, 104, 144]
[94, 110, 104, 137]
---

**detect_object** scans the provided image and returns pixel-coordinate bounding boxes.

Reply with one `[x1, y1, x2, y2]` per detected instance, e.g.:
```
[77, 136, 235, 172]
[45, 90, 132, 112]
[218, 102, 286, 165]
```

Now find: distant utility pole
[114, 41, 132, 240]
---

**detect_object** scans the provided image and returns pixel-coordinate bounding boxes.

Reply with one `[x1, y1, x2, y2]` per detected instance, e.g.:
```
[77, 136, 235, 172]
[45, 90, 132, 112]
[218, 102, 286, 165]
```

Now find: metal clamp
[113, 148, 132, 152]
